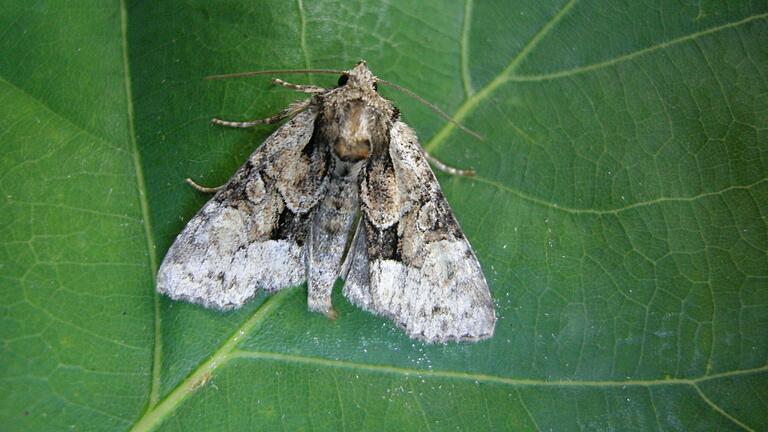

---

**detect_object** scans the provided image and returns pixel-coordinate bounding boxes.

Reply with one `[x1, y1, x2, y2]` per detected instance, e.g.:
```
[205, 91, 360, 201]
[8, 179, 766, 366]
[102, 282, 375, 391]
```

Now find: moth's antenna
[205, 69, 483, 141]
[377, 79, 484, 141]
[205, 69, 344, 80]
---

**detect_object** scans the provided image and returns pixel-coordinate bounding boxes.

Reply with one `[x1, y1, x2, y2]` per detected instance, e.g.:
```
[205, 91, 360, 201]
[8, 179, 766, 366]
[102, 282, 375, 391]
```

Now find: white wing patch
[157, 204, 305, 309]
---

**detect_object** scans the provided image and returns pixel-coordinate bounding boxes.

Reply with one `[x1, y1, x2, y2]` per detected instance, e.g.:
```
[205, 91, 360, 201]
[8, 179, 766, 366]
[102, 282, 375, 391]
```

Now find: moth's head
[337, 60, 378, 93]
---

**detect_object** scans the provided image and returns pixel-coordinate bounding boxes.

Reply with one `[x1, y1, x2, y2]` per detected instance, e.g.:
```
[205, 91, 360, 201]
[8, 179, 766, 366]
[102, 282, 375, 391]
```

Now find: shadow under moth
[157, 61, 496, 342]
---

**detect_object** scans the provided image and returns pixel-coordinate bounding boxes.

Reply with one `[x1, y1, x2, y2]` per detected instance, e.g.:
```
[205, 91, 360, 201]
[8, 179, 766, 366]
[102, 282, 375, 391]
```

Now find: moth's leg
[272, 78, 325, 94]
[185, 178, 224, 193]
[212, 99, 310, 128]
[423, 151, 475, 177]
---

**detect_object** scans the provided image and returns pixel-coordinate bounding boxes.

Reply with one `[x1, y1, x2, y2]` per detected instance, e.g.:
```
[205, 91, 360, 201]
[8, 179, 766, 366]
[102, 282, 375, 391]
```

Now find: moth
[157, 61, 496, 342]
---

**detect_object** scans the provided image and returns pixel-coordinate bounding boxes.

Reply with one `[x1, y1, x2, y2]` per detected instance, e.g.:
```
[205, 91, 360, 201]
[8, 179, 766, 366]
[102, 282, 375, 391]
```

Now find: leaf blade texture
[1, 1, 767, 430]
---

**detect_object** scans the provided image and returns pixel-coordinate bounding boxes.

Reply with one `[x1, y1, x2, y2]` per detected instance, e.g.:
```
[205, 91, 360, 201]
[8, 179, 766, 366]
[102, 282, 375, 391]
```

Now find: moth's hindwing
[343, 121, 496, 342]
[157, 108, 328, 310]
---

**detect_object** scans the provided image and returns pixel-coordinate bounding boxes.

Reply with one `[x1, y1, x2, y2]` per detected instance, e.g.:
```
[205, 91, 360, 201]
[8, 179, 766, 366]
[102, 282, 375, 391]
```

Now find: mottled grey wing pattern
[157, 108, 329, 310]
[343, 121, 496, 342]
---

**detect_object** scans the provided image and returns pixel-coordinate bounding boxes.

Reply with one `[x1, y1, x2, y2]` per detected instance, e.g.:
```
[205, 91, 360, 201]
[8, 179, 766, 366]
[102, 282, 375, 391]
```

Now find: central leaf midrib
[423, 0, 579, 154]
[424, 7, 767, 221]
[129, 290, 295, 432]
[423, 8, 767, 156]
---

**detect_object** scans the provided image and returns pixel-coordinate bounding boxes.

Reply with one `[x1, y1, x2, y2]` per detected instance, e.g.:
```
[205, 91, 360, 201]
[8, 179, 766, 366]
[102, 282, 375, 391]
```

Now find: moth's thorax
[320, 93, 393, 163]
[311, 62, 395, 163]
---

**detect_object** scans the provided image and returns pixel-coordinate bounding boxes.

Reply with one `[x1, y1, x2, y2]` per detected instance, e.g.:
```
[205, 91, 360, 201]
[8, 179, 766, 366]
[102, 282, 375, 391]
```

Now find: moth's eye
[373, 81, 378, 92]
[337, 74, 349, 86]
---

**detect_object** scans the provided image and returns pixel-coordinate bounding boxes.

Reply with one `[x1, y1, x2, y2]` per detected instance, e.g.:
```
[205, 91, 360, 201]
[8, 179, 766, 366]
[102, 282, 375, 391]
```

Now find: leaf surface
[1, 1, 767, 430]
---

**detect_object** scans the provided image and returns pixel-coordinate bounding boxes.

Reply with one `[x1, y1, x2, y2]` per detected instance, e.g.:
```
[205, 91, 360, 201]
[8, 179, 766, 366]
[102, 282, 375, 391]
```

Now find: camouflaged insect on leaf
[157, 62, 496, 343]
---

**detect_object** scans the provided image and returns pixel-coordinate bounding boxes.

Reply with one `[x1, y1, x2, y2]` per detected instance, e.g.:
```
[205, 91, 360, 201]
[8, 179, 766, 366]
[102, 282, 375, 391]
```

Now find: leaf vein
[423, 0, 579, 153]
[0, 77, 127, 155]
[515, 388, 542, 431]
[693, 383, 755, 431]
[296, 0, 312, 80]
[460, 0, 474, 97]
[509, 13, 768, 82]
[230, 350, 768, 388]
[466, 176, 768, 215]
[119, 0, 162, 410]
[127, 290, 294, 431]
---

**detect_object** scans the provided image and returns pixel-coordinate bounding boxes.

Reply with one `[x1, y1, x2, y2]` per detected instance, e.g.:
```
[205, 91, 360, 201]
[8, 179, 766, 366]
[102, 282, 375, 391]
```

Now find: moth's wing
[157, 108, 329, 310]
[343, 121, 496, 342]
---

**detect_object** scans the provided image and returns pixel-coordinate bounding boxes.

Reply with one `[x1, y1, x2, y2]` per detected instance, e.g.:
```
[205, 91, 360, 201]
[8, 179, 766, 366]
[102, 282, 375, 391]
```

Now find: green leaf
[2, 0, 767, 430]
